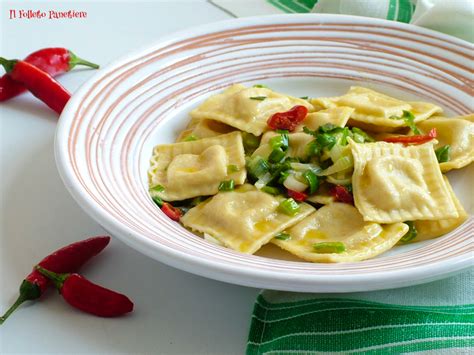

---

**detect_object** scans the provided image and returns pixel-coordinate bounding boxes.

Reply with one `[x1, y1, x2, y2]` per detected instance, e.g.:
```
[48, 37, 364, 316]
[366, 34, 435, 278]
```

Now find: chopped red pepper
[330, 185, 354, 204]
[287, 189, 308, 202]
[383, 128, 437, 146]
[161, 202, 182, 221]
[267, 105, 308, 131]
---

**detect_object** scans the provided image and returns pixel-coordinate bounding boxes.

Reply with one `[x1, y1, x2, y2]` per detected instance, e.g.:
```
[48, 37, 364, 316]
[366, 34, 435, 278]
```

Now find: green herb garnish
[247, 155, 270, 179]
[351, 127, 375, 143]
[150, 185, 165, 192]
[184, 134, 198, 142]
[399, 221, 418, 243]
[303, 170, 319, 194]
[313, 242, 346, 254]
[435, 145, 451, 163]
[390, 110, 420, 134]
[151, 196, 163, 207]
[268, 148, 286, 163]
[274, 232, 291, 241]
[278, 198, 300, 216]
[261, 186, 281, 195]
[250, 96, 267, 101]
[253, 84, 268, 88]
[269, 132, 289, 151]
[300, 96, 309, 100]
[218, 179, 235, 192]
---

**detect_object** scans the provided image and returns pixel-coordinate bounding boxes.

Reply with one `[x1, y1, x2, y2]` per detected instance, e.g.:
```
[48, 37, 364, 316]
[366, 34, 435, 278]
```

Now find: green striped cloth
[211, 0, 474, 42]
[247, 269, 473, 354]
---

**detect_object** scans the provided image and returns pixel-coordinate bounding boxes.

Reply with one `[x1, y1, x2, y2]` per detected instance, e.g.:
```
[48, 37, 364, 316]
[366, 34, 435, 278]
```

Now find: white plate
[55, 14, 473, 292]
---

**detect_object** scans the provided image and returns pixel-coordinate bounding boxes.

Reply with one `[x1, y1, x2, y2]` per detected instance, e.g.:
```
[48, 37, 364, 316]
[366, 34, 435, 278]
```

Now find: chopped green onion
[306, 140, 322, 157]
[313, 242, 346, 253]
[253, 84, 268, 88]
[319, 155, 354, 176]
[278, 170, 290, 184]
[299, 96, 309, 100]
[250, 96, 267, 101]
[303, 126, 318, 137]
[149, 185, 165, 206]
[390, 110, 420, 134]
[261, 186, 281, 195]
[151, 196, 163, 207]
[184, 134, 198, 142]
[351, 127, 375, 142]
[242, 132, 261, 154]
[319, 123, 337, 133]
[435, 145, 451, 163]
[218, 179, 235, 191]
[303, 170, 319, 194]
[255, 172, 273, 189]
[317, 133, 337, 149]
[268, 148, 286, 163]
[150, 185, 165, 192]
[278, 198, 300, 216]
[274, 232, 291, 241]
[269, 132, 289, 151]
[247, 155, 270, 179]
[227, 164, 240, 174]
[399, 221, 418, 243]
[283, 173, 308, 192]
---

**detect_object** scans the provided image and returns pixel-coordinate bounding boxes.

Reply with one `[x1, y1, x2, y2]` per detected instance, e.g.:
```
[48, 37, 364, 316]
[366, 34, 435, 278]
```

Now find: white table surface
[0, 1, 262, 354]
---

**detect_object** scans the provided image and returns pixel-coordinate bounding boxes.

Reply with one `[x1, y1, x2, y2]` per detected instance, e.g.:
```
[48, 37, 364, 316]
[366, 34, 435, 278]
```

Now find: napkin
[246, 269, 473, 354]
[209, 1, 474, 354]
[210, 0, 474, 42]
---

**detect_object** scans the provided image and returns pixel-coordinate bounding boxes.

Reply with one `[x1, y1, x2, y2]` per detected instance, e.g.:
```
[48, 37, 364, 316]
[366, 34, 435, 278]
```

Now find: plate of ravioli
[55, 14, 473, 292]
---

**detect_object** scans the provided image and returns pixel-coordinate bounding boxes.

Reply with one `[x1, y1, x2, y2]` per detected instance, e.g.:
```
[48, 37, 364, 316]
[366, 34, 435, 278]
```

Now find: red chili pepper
[287, 189, 308, 202]
[0, 57, 71, 114]
[0, 236, 110, 324]
[267, 105, 308, 131]
[383, 128, 437, 146]
[36, 266, 134, 318]
[330, 185, 354, 204]
[161, 202, 182, 221]
[0, 48, 99, 102]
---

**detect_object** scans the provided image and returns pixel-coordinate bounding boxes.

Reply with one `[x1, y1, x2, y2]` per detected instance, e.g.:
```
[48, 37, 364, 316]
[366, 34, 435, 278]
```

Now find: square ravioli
[295, 106, 354, 132]
[350, 140, 459, 223]
[148, 132, 246, 201]
[190, 84, 313, 136]
[273, 203, 408, 262]
[311, 86, 442, 132]
[417, 115, 474, 172]
[414, 176, 468, 241]
[181, 184, 315, 254]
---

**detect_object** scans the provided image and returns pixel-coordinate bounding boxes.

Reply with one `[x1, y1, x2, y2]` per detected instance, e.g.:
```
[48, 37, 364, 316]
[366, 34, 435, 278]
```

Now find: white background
[0, 1, 261, 354]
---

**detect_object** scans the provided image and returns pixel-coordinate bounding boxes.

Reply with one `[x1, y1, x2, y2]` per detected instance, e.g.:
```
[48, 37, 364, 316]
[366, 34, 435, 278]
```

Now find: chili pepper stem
[68, 51, 99, 70]
[0, 57, 17, 73]
[0, 280, 41, 325]
[35, 266, 68, 290]
[0, 295, 27, 325]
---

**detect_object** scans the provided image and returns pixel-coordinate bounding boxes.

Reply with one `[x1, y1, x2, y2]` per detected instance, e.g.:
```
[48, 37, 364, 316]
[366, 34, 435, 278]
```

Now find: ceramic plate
[55, 14, 473, 292]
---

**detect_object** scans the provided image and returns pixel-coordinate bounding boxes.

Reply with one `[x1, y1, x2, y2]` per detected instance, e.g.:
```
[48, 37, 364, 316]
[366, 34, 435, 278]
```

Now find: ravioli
[350, 140, 458, 223]
[177, 119, 236, 142]
[417, 115, 474, 172]
[148, 132, 246, 201]
[190, 84, 313, 136]
[414, 176, 468, 241]
[181, 184, 315, 254]
[272, 203, 408, 262]
[311, 86, 442, 132]
[295, 106, 354, 132]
